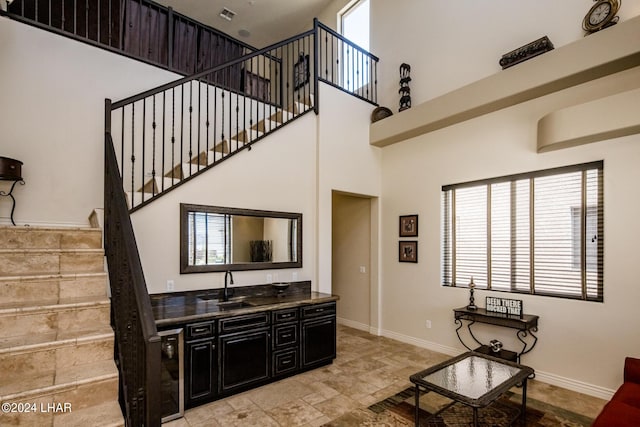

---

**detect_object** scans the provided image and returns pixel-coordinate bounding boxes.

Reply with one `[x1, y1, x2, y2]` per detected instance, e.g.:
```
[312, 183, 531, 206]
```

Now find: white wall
[0, 17, 180, 226]
[317, 84, 382, 295]
[366, 1, 640, 398]
[371, 0, 640, 109]
[378, 67, 640, 396]
[131, 113, 318, 294]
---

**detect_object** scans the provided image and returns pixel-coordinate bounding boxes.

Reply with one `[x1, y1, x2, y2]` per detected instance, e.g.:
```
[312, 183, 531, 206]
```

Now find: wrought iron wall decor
[0, 156, 25, 226]
[499, 36, 554, 69]
[398, 63, 411, 111]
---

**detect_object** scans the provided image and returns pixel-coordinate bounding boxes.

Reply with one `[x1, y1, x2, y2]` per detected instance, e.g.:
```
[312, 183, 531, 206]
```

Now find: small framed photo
[399, 214, 418, 237]
[293, 53, 310, 90]
[399, 241, 418, 263]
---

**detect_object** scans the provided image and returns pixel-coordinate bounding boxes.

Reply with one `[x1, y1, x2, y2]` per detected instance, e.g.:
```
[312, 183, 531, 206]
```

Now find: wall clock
[583, 0, 621, 34]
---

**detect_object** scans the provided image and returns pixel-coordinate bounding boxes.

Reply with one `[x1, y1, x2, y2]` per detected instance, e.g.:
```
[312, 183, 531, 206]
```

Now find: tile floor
[165, 324, 607, 426]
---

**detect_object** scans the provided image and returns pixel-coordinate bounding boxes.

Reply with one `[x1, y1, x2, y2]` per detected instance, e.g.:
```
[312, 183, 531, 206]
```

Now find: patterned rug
[323, 387, 594, 426]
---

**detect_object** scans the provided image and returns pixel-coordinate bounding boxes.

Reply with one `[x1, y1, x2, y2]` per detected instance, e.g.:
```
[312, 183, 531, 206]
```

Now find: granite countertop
[151, 281, 338, 327]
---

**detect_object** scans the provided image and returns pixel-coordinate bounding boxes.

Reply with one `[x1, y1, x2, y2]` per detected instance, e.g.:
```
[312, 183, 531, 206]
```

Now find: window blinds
[441, 161, 603, 301]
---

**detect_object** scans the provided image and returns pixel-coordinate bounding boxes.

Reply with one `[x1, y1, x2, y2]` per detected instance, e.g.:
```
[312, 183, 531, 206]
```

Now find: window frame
[441, 161, 604, 302]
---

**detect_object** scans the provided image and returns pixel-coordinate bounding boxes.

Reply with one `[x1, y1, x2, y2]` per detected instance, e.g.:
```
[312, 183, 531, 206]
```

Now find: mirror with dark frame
[180, 203, 302, 273]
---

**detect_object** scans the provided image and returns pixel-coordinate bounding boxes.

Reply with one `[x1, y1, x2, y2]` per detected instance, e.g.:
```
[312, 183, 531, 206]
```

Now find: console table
[453, 306, 539, 364]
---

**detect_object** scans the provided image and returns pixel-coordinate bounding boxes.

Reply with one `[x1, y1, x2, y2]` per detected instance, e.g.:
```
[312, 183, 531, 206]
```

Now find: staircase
[127, 94, 315, 209]
[0, 226, 123, 427]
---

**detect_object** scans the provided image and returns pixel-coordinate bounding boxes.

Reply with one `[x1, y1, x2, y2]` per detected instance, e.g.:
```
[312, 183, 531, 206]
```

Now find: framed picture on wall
[399, 241, 418, 263]
[293, 53, 309, 90]
[399, 214, 418, 237]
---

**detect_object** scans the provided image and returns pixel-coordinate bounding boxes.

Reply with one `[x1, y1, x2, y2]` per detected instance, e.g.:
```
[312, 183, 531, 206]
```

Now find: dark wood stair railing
[104, 110, 161, 426]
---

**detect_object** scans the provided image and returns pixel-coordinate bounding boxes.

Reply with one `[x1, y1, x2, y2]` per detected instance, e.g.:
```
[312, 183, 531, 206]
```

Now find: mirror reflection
[180, 204, 302, 273]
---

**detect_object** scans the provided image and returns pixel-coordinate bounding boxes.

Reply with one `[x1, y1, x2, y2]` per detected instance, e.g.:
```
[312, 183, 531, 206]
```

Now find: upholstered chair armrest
[624, 357, 640, 384]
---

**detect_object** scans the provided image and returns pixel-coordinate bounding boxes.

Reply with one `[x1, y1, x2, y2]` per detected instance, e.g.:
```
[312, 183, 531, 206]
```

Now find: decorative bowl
[271, 282, 290, 292]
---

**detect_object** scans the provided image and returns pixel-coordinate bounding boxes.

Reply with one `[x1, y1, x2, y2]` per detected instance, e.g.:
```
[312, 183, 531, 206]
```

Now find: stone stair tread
[1, 371, 118, 405]
[0, 358, 118, 398]
[0, 327, 113, 351]
[0, 295, 110, 313]
[0, 271, 107, 282]
[52, 400, 124, 427]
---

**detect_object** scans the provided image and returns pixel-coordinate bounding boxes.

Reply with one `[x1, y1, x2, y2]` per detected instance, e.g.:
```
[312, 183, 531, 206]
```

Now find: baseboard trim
[337, 317, 370, 332]
[378, 328, 459, 357]
[376, 327, 615, 400]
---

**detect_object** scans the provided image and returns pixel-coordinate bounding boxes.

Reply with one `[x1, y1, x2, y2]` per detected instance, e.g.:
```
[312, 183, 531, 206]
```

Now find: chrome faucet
[223, 270, 234, 302]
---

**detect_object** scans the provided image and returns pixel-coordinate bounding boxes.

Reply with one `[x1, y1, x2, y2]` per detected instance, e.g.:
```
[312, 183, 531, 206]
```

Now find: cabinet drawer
[272, 308, 299, 323]
[186, 320, 216, 340]
[301, 302, 336, 319]
[219, 312, 270, 334]
[273, 323, 298, 349]
[273, 348, 298, 377]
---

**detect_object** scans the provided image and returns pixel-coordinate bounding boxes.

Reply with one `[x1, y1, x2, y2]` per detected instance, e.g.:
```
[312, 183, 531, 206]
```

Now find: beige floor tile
[173, 325, 607, 426]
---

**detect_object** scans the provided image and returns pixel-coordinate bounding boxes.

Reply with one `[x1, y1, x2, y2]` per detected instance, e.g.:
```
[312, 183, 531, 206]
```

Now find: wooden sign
[485, 296, 523, 317]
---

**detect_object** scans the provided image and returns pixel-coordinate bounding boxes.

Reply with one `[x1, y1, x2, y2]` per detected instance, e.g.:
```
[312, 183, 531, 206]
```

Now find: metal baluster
[131, 103, 135, 207]
[137, 0, 142, 57]
[214, 74, 219, 162]
[142, 98, 147, 201]
[180, 83, 184, 178]
[196, 80, 201, 170]
[188, 80, 193, 176]
[162, 91, 166, 191]
[221, 84, 225, 158]
[206, 82, 209, 166]
[120, 107, 124, 180]
[171, 87, 175, 180]
[73, 0, 76, 35]
[49, 0, 52, 27]
[151, 95, 156, 196]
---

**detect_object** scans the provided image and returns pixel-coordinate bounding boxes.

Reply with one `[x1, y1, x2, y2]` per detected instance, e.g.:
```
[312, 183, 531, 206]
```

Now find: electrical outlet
[166, 280, 175, 292]
[359, 266, 366, 273]
[425, 320, 432, 329]
[292, 272, 298, 281]
[267, 274, 273, 283]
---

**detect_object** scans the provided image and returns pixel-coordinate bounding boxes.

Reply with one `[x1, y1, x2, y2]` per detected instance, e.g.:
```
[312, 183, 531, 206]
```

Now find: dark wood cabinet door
[185, 339, 216, 408]
[219, 329, 270, 394]
[301, 317, 336, 368]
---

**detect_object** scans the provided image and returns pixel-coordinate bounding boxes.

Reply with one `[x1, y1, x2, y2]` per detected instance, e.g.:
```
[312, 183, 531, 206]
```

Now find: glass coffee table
[410, 351, 534, 426]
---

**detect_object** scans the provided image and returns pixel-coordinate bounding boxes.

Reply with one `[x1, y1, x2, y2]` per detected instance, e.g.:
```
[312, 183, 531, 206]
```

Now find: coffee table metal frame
[409, 351, 534, 427]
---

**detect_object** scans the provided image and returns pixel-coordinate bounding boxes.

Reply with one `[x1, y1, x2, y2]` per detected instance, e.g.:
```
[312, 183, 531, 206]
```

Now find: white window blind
[441, 161, 603, 301]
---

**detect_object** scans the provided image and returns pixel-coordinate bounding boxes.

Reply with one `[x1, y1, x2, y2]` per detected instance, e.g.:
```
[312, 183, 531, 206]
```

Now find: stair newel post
[313, 18, 319, 115]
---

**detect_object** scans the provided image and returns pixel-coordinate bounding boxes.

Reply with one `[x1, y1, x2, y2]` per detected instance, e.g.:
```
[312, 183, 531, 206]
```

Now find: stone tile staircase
[0, 226, 123, 427]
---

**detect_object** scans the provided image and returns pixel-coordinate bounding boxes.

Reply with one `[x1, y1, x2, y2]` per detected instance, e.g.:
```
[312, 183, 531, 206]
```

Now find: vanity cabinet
[218, 312, 271, 394]
[272, 308, 299, 377]
[301, 302, 336, 368]
[184, 321, 217, 408]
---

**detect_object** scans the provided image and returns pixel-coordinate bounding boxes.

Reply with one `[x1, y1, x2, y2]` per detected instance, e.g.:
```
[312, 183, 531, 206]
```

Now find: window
[187, 211, 232, 266]
[339, 0, 370, 91]
[441, 161, 603, 301]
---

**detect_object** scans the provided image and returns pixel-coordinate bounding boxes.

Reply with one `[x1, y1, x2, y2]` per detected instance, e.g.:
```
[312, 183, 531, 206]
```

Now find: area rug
[323, 387, 594, 426]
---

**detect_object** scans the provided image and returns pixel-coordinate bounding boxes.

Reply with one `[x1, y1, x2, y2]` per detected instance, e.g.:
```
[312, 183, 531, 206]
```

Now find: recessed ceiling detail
[219, 7, 236, 21]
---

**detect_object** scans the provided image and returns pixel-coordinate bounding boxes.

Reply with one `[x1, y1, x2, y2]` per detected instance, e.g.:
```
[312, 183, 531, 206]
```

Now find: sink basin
[197, 295, 253, 310]
[215, 300, 252, 310]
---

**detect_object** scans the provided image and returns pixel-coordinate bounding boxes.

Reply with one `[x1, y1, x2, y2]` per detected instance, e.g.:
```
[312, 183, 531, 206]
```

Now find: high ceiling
[155, 0, 335, 48]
